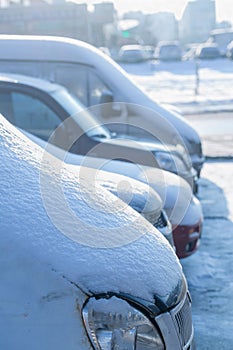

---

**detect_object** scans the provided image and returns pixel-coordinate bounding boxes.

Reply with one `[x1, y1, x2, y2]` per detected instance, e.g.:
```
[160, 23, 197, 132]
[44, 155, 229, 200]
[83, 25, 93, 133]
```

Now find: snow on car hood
[21, 130, 162, 215]
[93, 168, 162, 214]
[21, 130, 196, 227]
[1, 115, 183, 304]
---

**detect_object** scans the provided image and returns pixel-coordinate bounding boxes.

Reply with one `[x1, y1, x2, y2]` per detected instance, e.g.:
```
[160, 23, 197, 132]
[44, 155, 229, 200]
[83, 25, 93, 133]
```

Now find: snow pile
[0, 114, 182, 303]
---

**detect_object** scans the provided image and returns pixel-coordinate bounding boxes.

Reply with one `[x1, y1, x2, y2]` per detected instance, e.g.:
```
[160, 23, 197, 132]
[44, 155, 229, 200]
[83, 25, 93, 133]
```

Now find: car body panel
[0, 73, 198, 192]
[0, 35, 204, 174]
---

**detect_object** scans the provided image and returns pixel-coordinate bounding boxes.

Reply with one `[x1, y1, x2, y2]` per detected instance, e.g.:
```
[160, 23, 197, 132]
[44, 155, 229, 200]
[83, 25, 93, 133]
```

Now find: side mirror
[100, 91, 123, 118]
[100, 90, 114, 104]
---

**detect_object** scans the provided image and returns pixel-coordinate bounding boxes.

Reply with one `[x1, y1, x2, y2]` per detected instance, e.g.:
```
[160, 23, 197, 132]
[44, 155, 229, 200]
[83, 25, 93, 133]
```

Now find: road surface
[184, 112, 233, 158]
[182, 159, 233, 349]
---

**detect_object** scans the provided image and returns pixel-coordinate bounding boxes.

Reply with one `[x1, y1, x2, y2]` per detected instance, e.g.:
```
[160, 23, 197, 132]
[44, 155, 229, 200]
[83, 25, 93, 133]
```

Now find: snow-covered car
[0, 73, 198, 192]
[118, 44, 148, 63]
[91, 167, 174, 247]
[0, 114, 195, 349]
[21, 129, 203, 259]
[154, 41, 182, 61]
[0, 35, 205, 176]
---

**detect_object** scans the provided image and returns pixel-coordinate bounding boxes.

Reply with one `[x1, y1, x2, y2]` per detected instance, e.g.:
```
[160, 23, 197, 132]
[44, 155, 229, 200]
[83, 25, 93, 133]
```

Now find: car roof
[120, 44, 144, 51]
[0, 35, 108, 64]
[0, 72, 63, 93]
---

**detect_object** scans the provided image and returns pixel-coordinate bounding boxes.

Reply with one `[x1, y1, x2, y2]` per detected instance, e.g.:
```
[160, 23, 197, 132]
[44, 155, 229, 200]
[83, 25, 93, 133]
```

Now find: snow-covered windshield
[52, 89, 111, 139]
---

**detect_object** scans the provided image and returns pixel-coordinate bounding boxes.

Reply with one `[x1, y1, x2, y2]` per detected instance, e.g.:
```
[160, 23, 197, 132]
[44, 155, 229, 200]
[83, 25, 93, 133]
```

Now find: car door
[0, 84, 79, 152]
[0, 82, 101, 155]
[0, 88, 62, 141]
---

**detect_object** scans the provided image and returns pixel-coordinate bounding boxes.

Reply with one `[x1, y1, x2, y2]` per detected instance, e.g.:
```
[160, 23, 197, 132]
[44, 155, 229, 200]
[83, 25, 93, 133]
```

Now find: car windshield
[52, 88, 111, 139]
[122, 50, 143, 57]
[160, 45, 180, 54]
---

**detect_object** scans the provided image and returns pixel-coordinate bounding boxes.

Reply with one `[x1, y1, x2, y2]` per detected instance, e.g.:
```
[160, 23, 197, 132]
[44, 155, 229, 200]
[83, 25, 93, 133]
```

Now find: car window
[88, 70, 112, 106]
[54, 64, 88, 106]
[11, 92, 61, 141]
[50, 63, 113, 108]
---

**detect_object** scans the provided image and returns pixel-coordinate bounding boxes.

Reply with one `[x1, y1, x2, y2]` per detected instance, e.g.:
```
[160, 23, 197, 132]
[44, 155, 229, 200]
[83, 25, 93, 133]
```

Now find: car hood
[1, 116, 183, 305]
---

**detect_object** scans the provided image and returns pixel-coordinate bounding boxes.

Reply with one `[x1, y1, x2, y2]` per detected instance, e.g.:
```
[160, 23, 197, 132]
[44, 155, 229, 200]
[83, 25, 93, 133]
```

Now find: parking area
[182, 159, 233, 349]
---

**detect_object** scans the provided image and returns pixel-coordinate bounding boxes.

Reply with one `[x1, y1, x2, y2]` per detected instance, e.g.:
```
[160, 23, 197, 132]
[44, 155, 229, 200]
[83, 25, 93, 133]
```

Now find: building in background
[0, 0, 218, 48]
[121, 11, 178, 46]
[0, 0, 116, 45]
[90, 2, 116, 46]
[0, 0, 90, 41]
[145, 12, 178, 44]
[179, 0, 216, 45]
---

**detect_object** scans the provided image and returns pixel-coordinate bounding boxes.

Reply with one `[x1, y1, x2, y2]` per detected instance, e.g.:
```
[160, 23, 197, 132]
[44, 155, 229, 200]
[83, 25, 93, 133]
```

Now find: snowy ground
[182, 160, 233, 350]
[121, 58, 233, 114]
[122, 60, 233, 348]
[184, 112, 233, 158]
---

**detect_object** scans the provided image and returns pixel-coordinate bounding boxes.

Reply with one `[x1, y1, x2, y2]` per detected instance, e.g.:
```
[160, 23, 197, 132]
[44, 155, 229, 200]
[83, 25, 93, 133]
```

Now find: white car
[118, 44, 148, 63]
[0, 114, 195, 349]
[0, 35, 205, 176]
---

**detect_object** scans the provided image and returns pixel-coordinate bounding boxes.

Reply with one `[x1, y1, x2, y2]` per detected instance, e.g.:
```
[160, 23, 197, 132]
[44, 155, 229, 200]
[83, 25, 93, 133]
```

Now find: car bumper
[172, 220, 202, 259]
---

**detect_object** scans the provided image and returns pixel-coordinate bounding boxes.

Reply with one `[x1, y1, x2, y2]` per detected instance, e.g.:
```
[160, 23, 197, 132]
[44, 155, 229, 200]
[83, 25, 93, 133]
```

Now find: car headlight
[82, 296, 165, 350]
[154, 152, 187, 174]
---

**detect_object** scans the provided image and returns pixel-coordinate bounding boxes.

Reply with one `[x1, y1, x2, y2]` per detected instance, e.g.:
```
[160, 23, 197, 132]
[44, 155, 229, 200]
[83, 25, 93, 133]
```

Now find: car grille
[172, 294, 193, 348]
[154, 211, 167, 229]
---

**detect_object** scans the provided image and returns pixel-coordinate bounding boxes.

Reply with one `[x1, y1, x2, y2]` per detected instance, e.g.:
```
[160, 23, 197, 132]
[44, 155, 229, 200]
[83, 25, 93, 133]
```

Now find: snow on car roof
[0, 115, 182, 303]
[0, 34, 112, 65]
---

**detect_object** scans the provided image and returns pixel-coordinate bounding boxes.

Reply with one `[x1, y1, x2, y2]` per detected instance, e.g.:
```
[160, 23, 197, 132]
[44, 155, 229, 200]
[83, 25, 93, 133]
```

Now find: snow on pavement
[182, 160, 233, 349]
[121, 58, 233, 114]
[121, 59, 233, 348]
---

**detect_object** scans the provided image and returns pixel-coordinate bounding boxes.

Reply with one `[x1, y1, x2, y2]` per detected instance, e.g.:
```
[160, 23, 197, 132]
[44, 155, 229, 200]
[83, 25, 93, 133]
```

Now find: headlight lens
[154, 152, 187, 174]
[83, 296, 165, 350]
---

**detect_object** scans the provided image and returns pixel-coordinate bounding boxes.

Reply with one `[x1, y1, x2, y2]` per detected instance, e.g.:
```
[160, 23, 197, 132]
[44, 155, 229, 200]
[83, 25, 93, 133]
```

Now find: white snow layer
[23, 130, 202, 226]
[121, 58, 233, 114]
[0, 115, 183, 303]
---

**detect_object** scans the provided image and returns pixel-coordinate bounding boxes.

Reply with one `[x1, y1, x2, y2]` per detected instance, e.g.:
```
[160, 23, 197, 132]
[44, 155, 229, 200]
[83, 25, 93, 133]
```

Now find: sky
[75, 0, 233, 24]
